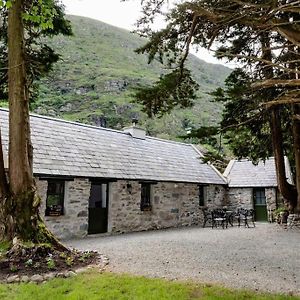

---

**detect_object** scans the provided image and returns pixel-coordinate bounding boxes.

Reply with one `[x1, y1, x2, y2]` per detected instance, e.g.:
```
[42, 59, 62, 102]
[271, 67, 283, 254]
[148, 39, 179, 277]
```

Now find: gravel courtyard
[68, 223, 300, 295]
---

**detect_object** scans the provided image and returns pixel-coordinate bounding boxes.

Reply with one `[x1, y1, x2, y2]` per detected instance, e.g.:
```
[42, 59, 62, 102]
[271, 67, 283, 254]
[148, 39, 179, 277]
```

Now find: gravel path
[68, 223, 300, 295]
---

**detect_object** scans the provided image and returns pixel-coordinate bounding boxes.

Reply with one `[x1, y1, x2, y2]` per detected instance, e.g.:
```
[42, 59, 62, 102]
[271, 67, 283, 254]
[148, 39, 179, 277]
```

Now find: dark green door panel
[88, 208, 108, 234]
[254, 205, 268, 221]
[88, 183, 109, 234]
[253, 188, 268, 221]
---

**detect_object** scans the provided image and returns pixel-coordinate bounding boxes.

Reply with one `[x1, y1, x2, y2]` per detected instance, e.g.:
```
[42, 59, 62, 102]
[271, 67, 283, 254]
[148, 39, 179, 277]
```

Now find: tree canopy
[0, 0, 72, 104]
[135, 0, 300, 211]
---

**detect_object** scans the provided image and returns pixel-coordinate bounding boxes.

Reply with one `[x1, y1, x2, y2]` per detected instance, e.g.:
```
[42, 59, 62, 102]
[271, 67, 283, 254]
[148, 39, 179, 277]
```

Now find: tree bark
[6, 0, 36, 241]
[260, 33, 297, 210]
[5, 0, 67, 250]
[270, 107, 297, 210]
[292, 106, 300, 212]
[8, 0, 33, 195]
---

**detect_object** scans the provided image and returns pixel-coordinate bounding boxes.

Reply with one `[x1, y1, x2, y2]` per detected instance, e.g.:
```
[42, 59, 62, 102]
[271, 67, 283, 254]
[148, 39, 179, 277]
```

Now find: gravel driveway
[68, 223, 300, 295]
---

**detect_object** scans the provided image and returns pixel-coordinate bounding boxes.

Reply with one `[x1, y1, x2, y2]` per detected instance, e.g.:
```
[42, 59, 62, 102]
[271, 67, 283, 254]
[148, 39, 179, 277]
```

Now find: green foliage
[181, 126, 219, 147]
[33, 16, 230, 140]
[9, 265, 18, 273]
[211, 69, 295, 165]
[0, 270, 298, 300]
[46, 255, 56, 270]
[0, 240, 10, 253]
[24, 259, 33, 267]
[134, 68, 198, 117]
[65, 256, 74, 266]
[0, 0, 72, 105]
[134, 0, 300, 180]
[78, 251, 92, 262]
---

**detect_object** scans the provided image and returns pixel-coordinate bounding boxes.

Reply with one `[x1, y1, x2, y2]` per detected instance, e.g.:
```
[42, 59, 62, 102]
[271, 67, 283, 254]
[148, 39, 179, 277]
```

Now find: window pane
[89, 183, 108, 209]
[47, 195, 61, 206]
[199, 186, 205, 206]
[46, 181, 65, 216]
[254, 188, 266, 205]
[141, 183, 151, 210]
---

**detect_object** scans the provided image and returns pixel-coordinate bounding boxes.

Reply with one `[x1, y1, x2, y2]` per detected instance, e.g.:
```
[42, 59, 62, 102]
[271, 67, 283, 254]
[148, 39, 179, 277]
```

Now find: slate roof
[0, 109, 226, 184]
[223, 157, 293, 187]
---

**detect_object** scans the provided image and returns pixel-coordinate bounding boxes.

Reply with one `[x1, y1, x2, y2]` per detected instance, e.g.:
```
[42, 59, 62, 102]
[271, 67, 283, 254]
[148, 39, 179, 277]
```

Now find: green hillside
[35, 15, 231, 140]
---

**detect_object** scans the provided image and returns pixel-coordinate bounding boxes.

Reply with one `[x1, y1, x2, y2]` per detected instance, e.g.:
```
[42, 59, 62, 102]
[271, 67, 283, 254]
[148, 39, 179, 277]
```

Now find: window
[254, 188, 266, 205]
[199, 185, 206, 206]
[89, 183, 107, 209]
[45, 180, 65, 216]
[141, 183, 151, 211]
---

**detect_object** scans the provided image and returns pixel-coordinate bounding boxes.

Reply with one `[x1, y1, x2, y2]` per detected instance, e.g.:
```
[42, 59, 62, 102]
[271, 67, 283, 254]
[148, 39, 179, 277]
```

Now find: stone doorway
[88, 182, 109, 234]
[253, 188, 268, 221]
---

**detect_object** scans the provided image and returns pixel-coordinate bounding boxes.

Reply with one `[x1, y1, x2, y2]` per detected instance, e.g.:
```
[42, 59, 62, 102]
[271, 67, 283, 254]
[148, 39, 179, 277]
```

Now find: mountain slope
[35, 15, 231, 139]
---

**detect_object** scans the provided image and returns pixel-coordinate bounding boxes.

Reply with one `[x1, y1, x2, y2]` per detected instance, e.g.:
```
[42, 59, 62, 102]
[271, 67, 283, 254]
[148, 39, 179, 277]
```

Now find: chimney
[123, 119, 146, 139]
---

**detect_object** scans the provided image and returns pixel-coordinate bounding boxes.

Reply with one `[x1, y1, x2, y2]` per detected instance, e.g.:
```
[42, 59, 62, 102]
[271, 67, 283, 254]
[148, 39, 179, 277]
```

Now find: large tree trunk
[3, 0, 66, 250]
[290, 40, 300, 213]
[260, 33, 297, 210]
[292, 105, 300, 212]
[270, 107, 297, 210]
[6, 0, 38, 241]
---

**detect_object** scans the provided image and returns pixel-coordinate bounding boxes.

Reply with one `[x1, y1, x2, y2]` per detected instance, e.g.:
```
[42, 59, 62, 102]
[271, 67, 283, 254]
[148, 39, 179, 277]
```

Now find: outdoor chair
[211, 209, 228, 229]
[225, 210, 234, 226]
[237, 208, 255, 228]
[201, 208, 212, 228]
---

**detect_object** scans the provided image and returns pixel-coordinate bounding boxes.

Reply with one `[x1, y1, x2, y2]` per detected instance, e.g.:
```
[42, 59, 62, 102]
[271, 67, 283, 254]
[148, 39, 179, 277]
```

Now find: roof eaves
[190, 144, 227, 184]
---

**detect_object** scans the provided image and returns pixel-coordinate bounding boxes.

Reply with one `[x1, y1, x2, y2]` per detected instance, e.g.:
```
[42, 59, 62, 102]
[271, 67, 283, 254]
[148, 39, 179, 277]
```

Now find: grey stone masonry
[108, 180, 226, 233]
[36, 178, 91, 240]
[227, 187, 279, 221]
[227, 188, 253, 210]
[36, 177, 227, 238]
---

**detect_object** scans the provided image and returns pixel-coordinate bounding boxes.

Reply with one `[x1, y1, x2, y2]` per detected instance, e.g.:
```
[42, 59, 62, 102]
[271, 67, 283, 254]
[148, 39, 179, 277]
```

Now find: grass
[0, 241, 10, 255]
[0, 270, 298, 300]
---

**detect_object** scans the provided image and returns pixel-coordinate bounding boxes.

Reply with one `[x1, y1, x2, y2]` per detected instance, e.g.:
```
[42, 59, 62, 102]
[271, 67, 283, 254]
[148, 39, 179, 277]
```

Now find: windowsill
[45, 214, 64, 218]
[141, 207, 152, 212]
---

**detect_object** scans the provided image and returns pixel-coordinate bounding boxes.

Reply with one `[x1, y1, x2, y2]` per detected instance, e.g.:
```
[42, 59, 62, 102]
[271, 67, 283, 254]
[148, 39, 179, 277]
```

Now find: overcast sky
[61, 0, 228, 66]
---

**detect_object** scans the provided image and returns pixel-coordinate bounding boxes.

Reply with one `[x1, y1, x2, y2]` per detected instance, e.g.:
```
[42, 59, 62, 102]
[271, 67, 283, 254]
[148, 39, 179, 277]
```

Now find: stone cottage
[0, 108, 226, 239]
[223, 158, 293, 221]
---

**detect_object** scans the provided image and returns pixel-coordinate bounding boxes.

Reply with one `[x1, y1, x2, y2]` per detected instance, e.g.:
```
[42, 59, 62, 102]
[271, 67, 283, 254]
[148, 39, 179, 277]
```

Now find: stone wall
[265, 188, 277, 222]
[36, 176, 227, 238]
[108, 180, 226, 233]
[227, 188, 253, 210]
[227, 187, 278, 221]
[36, 178, 91, 240]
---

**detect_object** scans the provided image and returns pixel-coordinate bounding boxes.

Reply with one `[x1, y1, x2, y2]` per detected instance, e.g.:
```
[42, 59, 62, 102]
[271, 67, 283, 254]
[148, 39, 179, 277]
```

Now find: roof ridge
[147, 136, 192, 147]
[0, 108, 132, 136]
[0, 108, 201, 147]
[0, 107, 204, 146]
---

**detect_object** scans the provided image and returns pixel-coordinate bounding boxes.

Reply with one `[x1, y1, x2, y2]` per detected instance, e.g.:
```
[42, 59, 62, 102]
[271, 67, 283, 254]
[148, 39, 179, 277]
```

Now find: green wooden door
[88, 182, 109, 234]
[253, 188, 268, 221]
